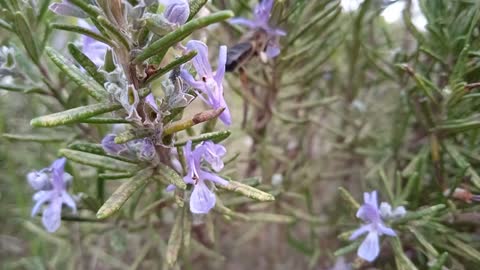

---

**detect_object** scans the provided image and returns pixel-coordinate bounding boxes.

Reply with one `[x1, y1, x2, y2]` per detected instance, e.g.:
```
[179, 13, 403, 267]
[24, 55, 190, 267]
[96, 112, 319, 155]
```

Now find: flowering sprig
[27, 158, 77, 232]
[168, 140, 229, 214]
[180, 40, 232, 126]
[230, 0, 286, 58]
[349, 191, 405, 262]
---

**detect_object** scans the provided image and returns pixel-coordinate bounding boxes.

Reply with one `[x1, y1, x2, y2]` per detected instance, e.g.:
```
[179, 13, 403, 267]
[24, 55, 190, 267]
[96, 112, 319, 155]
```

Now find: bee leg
[239, 67, 250, 129]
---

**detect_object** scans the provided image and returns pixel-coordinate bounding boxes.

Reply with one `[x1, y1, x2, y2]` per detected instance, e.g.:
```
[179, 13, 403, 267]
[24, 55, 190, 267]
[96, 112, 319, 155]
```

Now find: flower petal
[378, 223, 396, 237]
[180, 69, 205, 90]
[61, 191, 77, 214]
[186, 40, 212, 77]
[102, 134, 128, 155]
[357, 231, 380, 262]
[189, 181, 216, 214]
[166, 184, 176, 192]
[356, 204, 380, 223]
[214, 45, 227, 84]
[31, 191, 52, 217]
[27, 171, 52, 191]
[349, 224, 371, 240]
[265, 43, 281, 59]
[365, 190, 378, 208]
[42, 196, 63, 232]
[49, 2, 88, 18]
[199, 171, 229, 186]
[229, 18, 256, 28]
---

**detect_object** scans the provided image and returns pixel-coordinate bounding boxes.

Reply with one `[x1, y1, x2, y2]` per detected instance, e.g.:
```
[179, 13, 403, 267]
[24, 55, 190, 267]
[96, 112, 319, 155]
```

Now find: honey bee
[226, 30, 272, 128]
[444, 187, 480, 203]
[226, 30, 270, 72]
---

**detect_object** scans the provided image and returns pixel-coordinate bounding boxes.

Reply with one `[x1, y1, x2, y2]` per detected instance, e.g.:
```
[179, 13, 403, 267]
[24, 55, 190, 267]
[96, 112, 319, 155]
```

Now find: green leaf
[0, 84, 46, 94]
[390, 237, 419, 270]
[445, 143, 480, 188]
[156, 163, 186, 190]
[408, 227, 439, 257]
[46, 47, 108, 101]
[14, 12, 39, 64]
[247, 213, 295, 224]
[428, 253, 449, 270]
[166, 208, 184, 267]
[51, 23, 115, 47]
[68, 0, 100, 18]
[59, 149, 139, 172]
[144, 51, 197, 85]
[393, 204, 445, 225]
[114, 128, 153, 144]
[187, 0, 207, 21]
[68, 43, 107, 86]
[133, 10, 234, 63]
[173, 130, 231, 147]
[67, 142, 105, 155]
[2, 133, 68, 142]
[338, 187, 360, 212]
[99, 172, 134, 180]
[218, 180, 275, 202]
[447, 236, 480, 264]
[97, 16, 130, 49]
[96, 167, 154, 219]
[80, 117, 130, 124]
[333, 241, 360, 257]
[30, 102, 122, 127]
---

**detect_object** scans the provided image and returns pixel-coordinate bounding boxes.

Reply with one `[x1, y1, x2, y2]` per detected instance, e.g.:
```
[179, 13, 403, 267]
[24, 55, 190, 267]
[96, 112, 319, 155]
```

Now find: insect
[225, 30, 270, 72]
[444, 187, 480, 203]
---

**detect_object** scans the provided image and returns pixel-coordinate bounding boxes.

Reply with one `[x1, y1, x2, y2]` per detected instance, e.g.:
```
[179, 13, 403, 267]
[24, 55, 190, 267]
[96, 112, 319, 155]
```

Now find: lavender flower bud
[49, 1, 88, 18]
[164, 0, 190, 25]
[27, 171, 52, 191]
[102, 134, 128, 155]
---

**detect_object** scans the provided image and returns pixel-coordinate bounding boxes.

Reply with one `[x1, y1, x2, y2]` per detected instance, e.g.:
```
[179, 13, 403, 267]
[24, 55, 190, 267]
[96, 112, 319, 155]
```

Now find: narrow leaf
[52, 23, 115, 47]
[2, 133, 68, 142]
[114, 128, 153, 144]
[144, 51, 197, 85]
[174, 130, 231, 146]
[59, 149, 139, 171]
[134, 11, 234, 63]
[157, 163, 186, 190]
[14, 12, 39, 63]
[46, 47, 107, 101]
[166, 208, 184, 267]
[31, 102, 121, 127]
[96, 167, 154, 219]
[218, 180, 275, 202]
[68, 43, 107, 85]
[187, 0, 207, 21]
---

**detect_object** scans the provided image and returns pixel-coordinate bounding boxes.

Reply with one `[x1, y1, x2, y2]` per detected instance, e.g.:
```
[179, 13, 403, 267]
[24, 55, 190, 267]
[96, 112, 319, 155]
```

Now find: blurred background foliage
[2, 0, 480, 269]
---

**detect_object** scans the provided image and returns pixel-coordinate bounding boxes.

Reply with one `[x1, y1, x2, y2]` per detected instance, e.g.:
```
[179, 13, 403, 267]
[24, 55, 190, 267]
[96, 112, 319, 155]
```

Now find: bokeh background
[2, 0, 480, 269]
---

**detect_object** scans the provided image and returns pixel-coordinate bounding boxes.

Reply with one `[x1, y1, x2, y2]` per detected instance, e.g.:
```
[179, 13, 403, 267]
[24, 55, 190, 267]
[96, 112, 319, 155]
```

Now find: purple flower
[49, 0, 88, 18]
[101, 134, 129, 155]
[230, 0, 286, 58]
[78, 20, 109, 67]
[102, 134, 156, 161]
[163, 0, 190, 25]
[180, 40, 231, 126]
[27, 158, 76, 233]
[181, 140, 229, 214]
[349, 191, 397, 262]
[201, 141, 226, 172]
